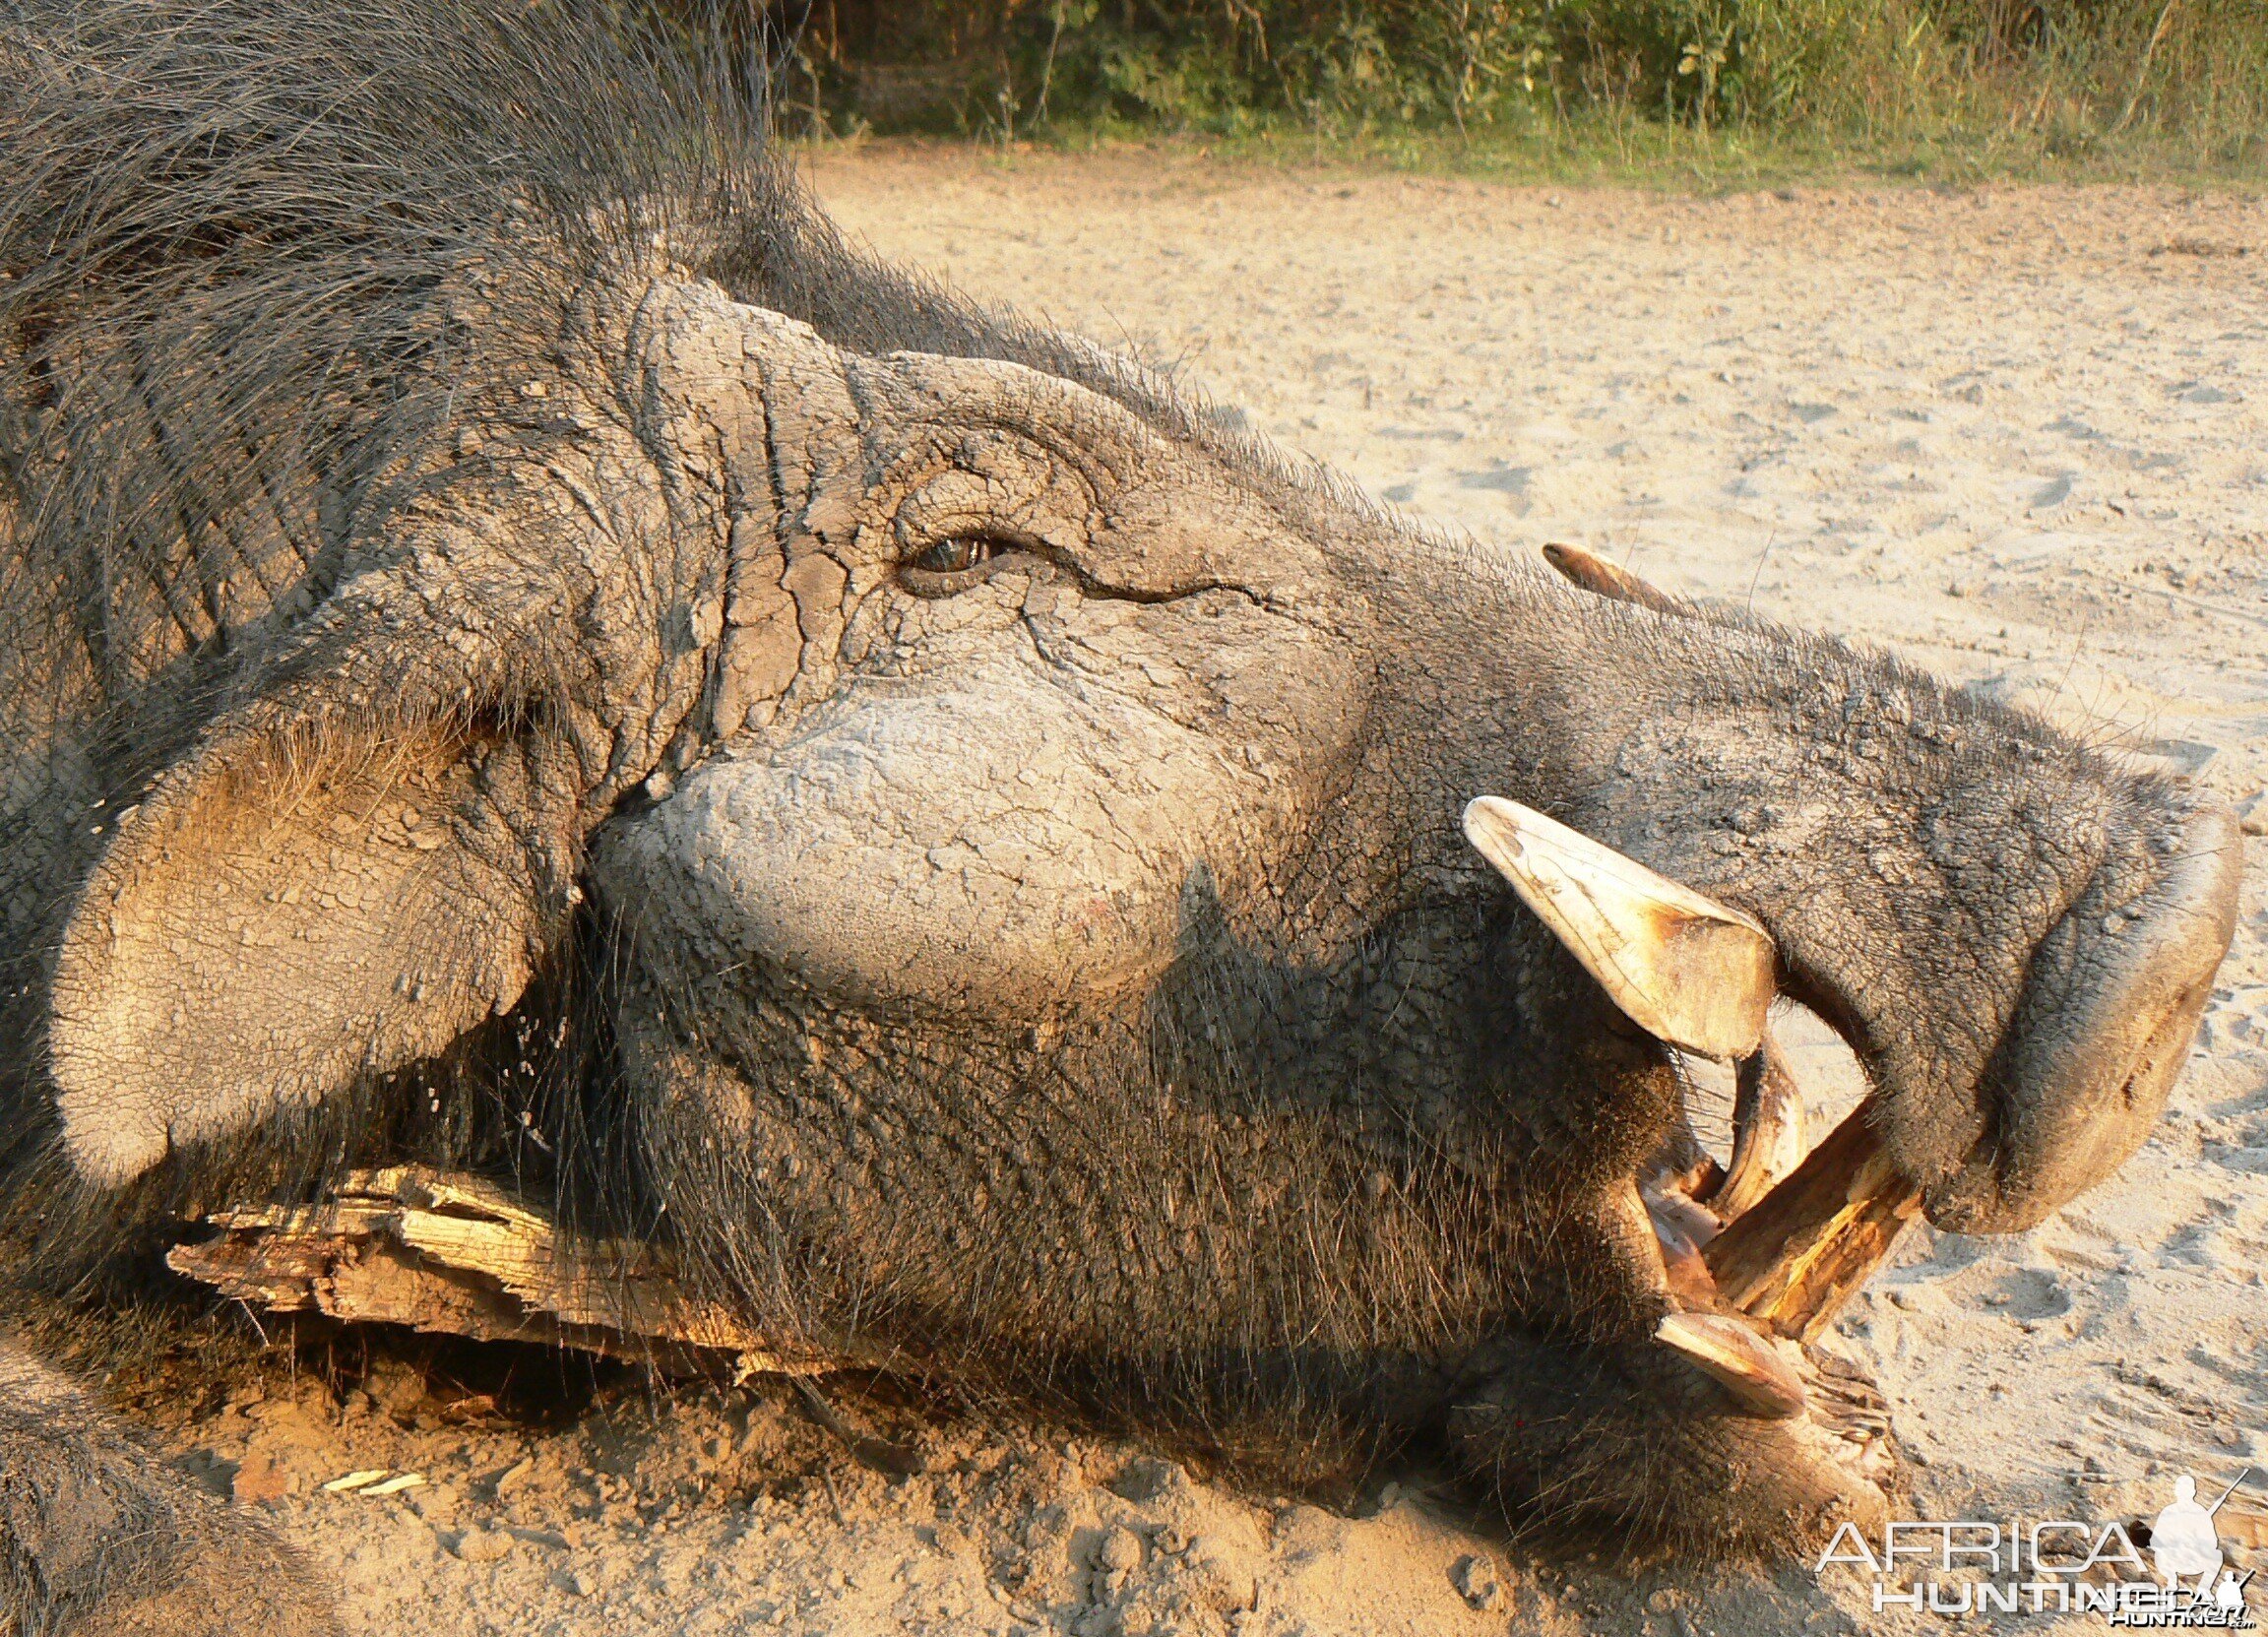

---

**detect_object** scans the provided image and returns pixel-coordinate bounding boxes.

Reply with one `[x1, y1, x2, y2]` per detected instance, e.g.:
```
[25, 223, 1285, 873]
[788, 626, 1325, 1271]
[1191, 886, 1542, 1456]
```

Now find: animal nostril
[2117, 979, 2205, 1113]
[1920, 800, 2239, 1233]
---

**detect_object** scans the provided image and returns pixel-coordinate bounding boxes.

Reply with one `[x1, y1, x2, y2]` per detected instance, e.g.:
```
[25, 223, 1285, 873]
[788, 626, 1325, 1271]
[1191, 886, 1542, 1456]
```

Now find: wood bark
[1701, 1102, 1922, 1343]
[167, 1166, 864, 1379]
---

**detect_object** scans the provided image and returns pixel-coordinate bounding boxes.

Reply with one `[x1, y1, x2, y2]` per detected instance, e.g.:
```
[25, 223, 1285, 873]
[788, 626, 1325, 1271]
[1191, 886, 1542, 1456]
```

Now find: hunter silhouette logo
[1814, 1465, 2257, 1626]
[2155, 1475, 2229, 1591]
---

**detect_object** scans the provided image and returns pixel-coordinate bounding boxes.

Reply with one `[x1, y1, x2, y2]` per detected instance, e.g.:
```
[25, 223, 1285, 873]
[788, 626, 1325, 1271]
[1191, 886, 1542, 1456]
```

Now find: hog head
[38, 271, 2239, 1551]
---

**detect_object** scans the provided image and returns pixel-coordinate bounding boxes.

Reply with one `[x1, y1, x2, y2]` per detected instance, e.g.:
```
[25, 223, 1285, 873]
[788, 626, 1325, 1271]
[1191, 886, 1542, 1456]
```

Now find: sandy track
[169, 151, 2267, 1636]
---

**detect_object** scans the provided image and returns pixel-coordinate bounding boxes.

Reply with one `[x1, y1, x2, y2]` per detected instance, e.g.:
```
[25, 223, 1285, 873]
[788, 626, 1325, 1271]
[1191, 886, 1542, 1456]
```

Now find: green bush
[767, 0, 2268, 172]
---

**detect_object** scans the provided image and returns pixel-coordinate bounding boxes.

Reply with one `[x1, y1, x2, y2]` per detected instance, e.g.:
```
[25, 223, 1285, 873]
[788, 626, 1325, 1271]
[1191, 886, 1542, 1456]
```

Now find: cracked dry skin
[0, 3, 2243, 1628]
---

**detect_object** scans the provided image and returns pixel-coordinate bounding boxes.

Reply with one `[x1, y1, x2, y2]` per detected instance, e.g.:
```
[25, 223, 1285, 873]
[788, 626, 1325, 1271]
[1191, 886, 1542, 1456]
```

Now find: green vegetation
[769, 0, 2268, 183]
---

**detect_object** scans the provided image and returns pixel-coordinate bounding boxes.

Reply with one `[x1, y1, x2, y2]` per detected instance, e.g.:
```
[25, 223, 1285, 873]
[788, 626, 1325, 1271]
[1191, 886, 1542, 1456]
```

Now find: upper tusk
[1462, 796, 1777, 1061]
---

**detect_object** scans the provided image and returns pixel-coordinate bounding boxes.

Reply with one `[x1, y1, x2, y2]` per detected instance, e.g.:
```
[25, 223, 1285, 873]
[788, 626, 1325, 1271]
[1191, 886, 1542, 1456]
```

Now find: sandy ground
[141, 152, 2268, 1635]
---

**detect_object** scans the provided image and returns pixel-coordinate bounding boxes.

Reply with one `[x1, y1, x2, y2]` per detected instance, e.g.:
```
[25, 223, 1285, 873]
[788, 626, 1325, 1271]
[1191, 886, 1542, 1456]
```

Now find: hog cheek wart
[597, 635, 1359, 1018]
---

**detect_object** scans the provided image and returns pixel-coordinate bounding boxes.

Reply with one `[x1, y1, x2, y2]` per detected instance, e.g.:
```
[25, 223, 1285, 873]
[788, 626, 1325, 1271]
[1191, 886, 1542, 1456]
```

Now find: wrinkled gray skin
[0, 3, 2240, 1630]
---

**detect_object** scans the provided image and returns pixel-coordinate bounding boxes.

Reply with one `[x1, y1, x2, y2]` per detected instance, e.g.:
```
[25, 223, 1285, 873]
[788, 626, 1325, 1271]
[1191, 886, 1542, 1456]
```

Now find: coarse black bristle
[0, 0, 780, 1296]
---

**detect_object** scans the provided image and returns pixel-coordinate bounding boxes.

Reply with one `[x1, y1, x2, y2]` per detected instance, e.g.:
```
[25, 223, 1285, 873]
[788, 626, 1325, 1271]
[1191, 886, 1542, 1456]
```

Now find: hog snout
[1924, 797, 2242, 1233]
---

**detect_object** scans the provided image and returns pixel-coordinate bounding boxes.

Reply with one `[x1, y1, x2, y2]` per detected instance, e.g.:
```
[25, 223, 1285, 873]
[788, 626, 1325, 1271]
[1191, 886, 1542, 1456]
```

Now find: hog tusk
[1709, 1027, 1808, 1220]
[1655, 1312, 1808, 1417]
[1462, 796, 1776, 1061]
[1622, 1174, 1719, 1306]
[1701, 1102, 1922, 1344]
[1541, 542, 1685, 614]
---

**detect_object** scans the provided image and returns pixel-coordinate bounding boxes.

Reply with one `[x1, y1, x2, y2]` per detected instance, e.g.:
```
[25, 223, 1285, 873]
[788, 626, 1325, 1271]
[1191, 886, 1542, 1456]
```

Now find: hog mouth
[1632, 956, 2206, 1491]
[1464, 792, 1922, 1483]
[1637, 1056, 1915, 1485]
[1465, 731, 2236, 1488]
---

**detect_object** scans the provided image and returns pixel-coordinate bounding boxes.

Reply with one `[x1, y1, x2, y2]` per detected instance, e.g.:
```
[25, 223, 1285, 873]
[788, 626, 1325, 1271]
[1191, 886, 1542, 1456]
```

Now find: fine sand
[140, 150, 2268, 1636]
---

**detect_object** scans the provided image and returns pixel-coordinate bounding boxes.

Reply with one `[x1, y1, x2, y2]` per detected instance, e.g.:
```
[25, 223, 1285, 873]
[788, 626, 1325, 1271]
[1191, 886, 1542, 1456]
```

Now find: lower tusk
[1640, 1171, 1723, 1262]
[1609, 1178, 1675, 1295]
[1701, 1101, 1922, 1343]
[1710, 1026, 1807, 1221]
[1606, 1175, 1716, 1308]
[1655, 1311, 1807, 1417]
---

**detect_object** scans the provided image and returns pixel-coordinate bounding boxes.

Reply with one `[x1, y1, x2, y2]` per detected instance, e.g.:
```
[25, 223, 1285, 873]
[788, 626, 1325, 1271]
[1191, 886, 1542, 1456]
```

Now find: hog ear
[1540, 542, 1685, 614]
[47, 675, 583, 1186]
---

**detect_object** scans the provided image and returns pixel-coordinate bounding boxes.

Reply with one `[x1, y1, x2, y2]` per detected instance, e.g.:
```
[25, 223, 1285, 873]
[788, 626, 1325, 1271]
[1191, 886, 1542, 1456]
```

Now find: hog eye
[899, 533, 1046, 597]
[910, 536, 995, 575]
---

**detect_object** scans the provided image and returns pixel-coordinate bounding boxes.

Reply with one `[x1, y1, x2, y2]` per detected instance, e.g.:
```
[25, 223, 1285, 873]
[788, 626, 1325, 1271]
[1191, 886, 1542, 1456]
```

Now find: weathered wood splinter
[167, 1166, 865, 1380]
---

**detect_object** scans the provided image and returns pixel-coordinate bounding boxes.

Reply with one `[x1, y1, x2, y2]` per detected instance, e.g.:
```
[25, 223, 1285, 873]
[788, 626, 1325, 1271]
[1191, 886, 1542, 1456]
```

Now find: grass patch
[764, 0, 2268, 187]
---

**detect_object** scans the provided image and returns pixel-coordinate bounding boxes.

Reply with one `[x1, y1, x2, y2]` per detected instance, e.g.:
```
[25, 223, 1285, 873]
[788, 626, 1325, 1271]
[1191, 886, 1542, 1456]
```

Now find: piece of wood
[168, 1166, 864, 1379]
[1701, 1102, 1922, 1343]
